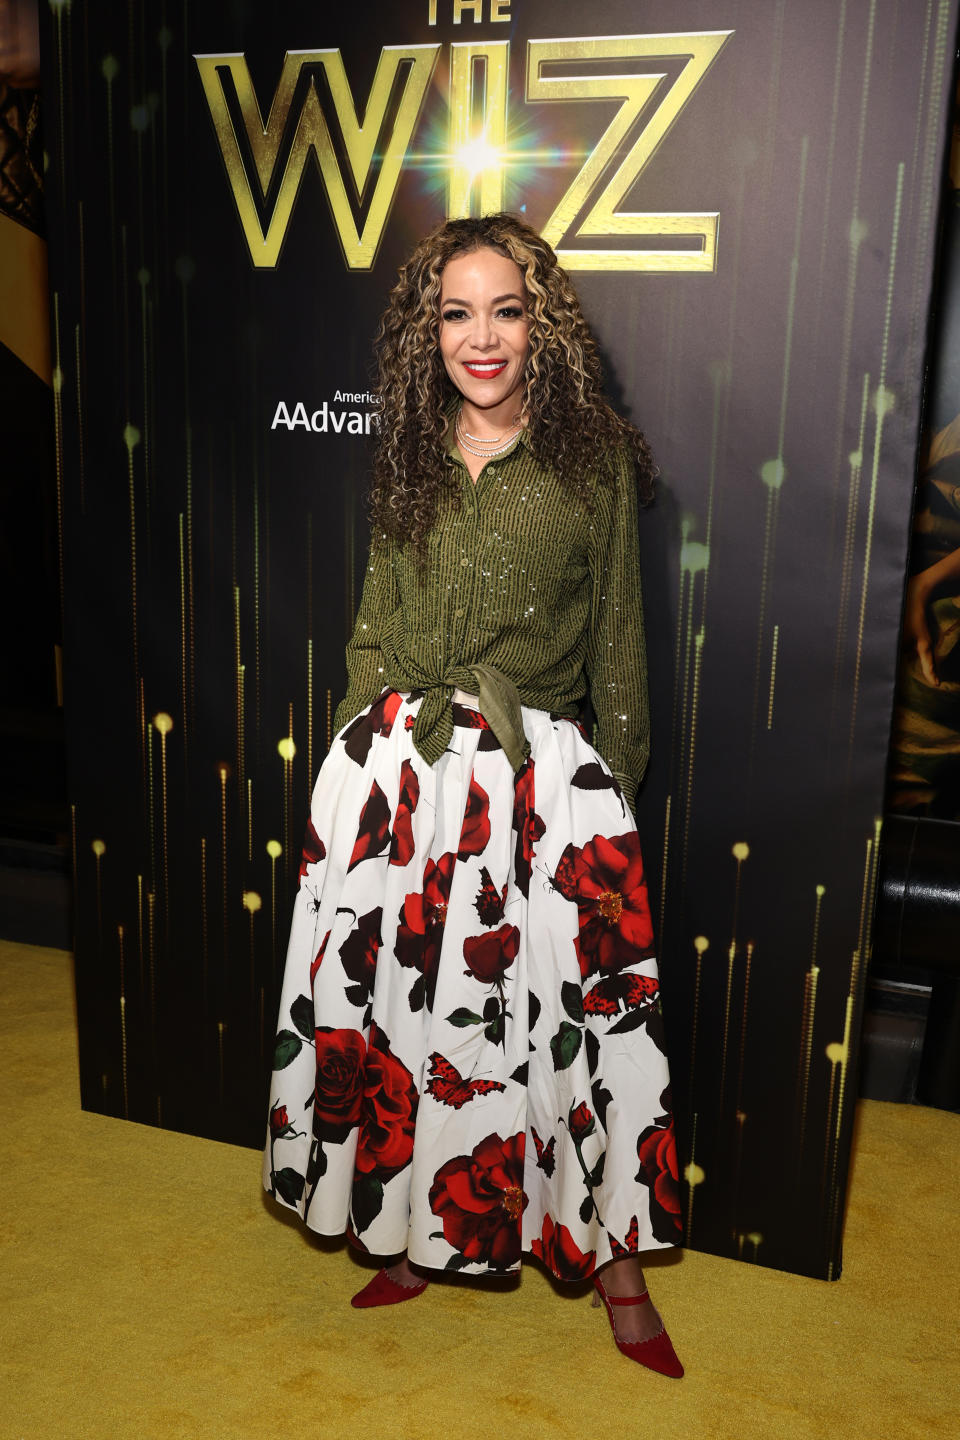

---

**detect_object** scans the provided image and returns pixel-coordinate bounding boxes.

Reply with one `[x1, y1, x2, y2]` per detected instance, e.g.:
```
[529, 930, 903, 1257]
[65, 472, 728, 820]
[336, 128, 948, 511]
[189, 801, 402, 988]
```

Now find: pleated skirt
[263, 688, 681, 1280]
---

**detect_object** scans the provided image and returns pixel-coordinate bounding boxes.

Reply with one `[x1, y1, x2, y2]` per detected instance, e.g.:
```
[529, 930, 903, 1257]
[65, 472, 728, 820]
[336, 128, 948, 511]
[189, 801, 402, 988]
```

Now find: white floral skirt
[263, 689, 681, 1279]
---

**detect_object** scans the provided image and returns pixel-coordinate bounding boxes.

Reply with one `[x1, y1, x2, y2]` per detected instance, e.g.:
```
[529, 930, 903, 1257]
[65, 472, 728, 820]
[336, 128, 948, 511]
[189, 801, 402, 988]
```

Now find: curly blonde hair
[369, 213, 656, 550]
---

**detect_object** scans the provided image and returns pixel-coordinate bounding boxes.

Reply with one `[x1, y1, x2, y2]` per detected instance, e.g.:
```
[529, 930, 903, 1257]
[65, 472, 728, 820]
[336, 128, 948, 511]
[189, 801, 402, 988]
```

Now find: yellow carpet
[1, 940, 958, 1440]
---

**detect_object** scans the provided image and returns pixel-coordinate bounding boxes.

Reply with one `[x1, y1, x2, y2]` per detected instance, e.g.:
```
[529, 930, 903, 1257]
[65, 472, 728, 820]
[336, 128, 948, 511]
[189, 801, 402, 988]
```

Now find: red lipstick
[463, 360, 508, 379]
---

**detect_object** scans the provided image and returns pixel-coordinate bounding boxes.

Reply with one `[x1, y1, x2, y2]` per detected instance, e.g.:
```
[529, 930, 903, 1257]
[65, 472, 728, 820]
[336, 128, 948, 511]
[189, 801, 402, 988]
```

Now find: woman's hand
[903, 545, 960, 686]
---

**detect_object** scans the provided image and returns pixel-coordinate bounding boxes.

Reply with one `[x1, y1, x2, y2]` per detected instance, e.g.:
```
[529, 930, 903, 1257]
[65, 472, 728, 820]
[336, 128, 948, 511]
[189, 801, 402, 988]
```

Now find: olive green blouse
[332, 426, 650, 812]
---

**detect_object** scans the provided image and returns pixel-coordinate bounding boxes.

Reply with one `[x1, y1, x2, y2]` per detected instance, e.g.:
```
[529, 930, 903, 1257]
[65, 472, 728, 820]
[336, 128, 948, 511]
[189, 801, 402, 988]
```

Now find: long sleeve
[331, 530, 400, 736]
[583, 449, 650, 815]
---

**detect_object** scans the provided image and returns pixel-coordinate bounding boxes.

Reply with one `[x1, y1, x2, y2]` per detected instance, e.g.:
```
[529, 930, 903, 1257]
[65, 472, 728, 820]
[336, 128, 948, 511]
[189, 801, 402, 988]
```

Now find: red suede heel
[350, 1268, 429, 1308]
[592, 1275, 684, 1377]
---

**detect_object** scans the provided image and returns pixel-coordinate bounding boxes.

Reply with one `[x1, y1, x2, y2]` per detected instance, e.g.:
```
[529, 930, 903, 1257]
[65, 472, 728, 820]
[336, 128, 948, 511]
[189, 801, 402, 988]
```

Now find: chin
[458, 378, 523, 410]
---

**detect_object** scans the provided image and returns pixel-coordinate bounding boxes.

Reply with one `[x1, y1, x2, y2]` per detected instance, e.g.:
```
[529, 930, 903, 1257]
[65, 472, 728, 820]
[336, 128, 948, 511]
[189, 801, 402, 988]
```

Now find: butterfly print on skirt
[425, 1052, 507, 1109]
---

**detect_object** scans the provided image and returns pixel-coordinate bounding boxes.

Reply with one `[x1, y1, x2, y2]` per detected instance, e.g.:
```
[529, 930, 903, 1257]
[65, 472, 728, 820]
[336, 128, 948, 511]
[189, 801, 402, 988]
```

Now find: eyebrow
[441, 293, 526, 306]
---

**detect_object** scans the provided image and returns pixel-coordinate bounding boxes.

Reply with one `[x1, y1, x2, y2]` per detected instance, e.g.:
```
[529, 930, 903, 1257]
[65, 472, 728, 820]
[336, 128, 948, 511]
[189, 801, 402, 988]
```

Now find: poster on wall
[889, 77, 960, 820]
[41, 0, 958, 1279]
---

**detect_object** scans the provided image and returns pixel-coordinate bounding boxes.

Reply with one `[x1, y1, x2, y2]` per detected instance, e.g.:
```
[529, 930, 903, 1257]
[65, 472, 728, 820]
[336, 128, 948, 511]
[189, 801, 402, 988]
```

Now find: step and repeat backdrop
[41, 0, 957, 1279]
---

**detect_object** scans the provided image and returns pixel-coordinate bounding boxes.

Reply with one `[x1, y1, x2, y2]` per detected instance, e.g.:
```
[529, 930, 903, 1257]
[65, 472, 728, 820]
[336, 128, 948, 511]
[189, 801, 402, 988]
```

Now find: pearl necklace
[455, 407, 524, 458]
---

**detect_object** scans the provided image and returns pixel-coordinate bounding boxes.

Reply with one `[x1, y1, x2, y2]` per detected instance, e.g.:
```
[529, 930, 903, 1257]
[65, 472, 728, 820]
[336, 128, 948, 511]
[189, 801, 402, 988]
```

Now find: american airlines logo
[271, 393, 378, 435]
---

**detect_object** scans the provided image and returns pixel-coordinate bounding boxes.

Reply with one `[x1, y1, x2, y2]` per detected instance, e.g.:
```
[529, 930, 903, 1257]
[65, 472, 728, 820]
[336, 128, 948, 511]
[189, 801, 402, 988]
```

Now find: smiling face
[438, 247, 531, 430]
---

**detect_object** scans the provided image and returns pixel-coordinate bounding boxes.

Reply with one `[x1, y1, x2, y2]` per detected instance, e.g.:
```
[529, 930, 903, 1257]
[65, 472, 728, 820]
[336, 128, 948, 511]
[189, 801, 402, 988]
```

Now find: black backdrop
[41, 0, 958, 1279]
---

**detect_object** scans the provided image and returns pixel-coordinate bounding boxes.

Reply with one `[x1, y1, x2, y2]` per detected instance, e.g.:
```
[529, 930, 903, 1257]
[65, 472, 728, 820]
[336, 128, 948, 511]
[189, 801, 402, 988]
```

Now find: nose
[469, 311, 498, 350]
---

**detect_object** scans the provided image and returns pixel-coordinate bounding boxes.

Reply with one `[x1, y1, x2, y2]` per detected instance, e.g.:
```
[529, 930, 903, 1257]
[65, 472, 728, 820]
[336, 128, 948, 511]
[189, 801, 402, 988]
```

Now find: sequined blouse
[332, 426, 650, 812]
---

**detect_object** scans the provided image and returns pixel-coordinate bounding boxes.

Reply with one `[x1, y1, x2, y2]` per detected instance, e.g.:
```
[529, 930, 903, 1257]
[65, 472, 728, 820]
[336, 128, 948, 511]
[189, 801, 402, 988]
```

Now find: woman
[263, 214, 683, 1377]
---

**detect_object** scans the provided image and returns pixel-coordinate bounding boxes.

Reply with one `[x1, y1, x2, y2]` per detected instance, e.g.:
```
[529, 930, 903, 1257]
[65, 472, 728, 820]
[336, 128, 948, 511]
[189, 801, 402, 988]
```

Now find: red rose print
[395, 851, 456, 1010]
[376, 691, 403, 736]
[512, 757, 545, 899]
[298, 817, 326, 886]
[463, 923, 520, 986]
[531, 1215, 596, 1282]
[552, 832, 654, 979]
[354, 1024, 418, 1180]
[568, 1101, 596, 1143]
[347, 779, 392, 871]
[389, 759, 420, 867]
[457, 775, 491, 859]
[429, 1130, 527, 1269]
[339, 908, 381, 1000]
[312, 1027, 366, 1142]
[310, 928, 331, 986]
[268, 1100, 304, 1151]
[452, 705, 491, 730]
[635, 1119, 682, 1244]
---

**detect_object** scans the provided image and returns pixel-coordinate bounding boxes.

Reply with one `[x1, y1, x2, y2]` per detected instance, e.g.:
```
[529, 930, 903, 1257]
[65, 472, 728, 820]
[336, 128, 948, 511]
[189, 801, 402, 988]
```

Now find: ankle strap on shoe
[598, 1285, 650, 1306]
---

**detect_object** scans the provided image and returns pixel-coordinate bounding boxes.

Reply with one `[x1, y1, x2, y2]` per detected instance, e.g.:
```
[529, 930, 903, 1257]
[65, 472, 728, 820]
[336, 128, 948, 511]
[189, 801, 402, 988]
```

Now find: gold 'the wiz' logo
[195, 31, 733, 272]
